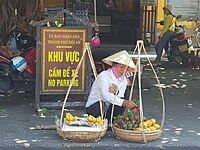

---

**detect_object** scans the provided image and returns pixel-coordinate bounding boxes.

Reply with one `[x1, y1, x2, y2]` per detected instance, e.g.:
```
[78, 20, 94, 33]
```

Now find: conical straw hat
[102, 50, 135, 68]
[163, 5, 173, 13]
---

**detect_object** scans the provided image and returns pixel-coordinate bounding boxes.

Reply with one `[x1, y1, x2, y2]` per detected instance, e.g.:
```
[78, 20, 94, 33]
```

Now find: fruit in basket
[150, 118, 156, 125]
[86, 115, 94, 122]
[135, 119, 160, 131]
[132, 100, 140, 114]
[96, 116, 101, 123]
[113, 113, 161, 131]
[134, 115, 139, 120]
[113, 99, 142, 130]
[86, 115, 104, 126]
[133, 108, 139, 114]
[135, 127, 142, 131]
[139, 122, 148, 129]
[122, 116, 130, 122]
[64, 112, 78, 124]
[153, 124, 160, 130]
[112, 99, 162, 131]
[146, 120, 153, 127]
[149, 126, 157, 131]
[114, 122, 119, 127]
[146, 128, 151, 131]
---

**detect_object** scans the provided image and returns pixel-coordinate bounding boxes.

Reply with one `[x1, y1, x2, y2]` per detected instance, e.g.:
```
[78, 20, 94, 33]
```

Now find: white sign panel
[167, 0, 200, 20]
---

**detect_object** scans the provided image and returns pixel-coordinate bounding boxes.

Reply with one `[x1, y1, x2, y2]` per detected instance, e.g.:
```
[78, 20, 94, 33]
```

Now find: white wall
[167, 0, 200, 20]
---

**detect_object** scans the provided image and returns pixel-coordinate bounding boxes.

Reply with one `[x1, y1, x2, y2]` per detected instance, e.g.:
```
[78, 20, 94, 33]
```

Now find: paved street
[0, 45, 200, 150]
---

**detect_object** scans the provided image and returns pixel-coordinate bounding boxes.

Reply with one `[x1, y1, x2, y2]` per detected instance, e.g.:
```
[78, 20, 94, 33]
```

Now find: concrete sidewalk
[0, 60, 200, 149]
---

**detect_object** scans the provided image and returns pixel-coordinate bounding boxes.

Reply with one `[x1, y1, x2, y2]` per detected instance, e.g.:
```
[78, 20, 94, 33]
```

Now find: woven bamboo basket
[113, 126, 162, 143]
[57, 43, 107, 142]
[57, 126, 107, 142]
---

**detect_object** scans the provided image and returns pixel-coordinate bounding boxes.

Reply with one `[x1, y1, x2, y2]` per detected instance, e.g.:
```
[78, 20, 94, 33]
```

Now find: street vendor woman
[85, 50, 136, 120]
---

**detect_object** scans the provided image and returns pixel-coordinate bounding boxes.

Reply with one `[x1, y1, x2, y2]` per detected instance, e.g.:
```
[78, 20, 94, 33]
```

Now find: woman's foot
[152, 60, 161, 66]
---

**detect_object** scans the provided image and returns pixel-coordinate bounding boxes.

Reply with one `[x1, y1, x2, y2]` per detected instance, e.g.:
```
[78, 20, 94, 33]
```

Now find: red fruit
[123, 116, 130, 122]
[136, 107, 140, 112]
[131, 119, 136, 124]
[133, 108, 138, 113]
[114, 122, 119, 127]
[134, 115, 139, 120]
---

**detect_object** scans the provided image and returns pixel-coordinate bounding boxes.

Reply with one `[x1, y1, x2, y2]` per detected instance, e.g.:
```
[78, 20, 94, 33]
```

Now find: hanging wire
[94, 0, 97, 23]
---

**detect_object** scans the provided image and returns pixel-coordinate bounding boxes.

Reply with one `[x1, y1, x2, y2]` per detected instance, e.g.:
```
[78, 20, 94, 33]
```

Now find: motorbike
[159, 15, 194, 67]
[0, 26, 36, 95]
[166, 25, 193, 66]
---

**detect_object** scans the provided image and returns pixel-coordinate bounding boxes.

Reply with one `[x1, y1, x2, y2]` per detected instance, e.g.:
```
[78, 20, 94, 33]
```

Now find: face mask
[112, 67, 122, 78]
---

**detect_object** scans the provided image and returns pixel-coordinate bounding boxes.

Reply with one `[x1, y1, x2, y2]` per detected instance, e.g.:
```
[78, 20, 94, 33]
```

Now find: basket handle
[59, 42, 105, 128]
[86, 43, 104, 119]
[59, 43, 88, 128]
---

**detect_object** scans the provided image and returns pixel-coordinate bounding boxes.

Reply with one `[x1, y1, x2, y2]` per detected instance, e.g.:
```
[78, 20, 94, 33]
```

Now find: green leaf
[41, 108, 50, 116]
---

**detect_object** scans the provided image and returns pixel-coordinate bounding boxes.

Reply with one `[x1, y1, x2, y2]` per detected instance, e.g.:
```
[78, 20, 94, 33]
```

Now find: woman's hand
[109, 83, 119, 95]
[122, 100, 136, 109]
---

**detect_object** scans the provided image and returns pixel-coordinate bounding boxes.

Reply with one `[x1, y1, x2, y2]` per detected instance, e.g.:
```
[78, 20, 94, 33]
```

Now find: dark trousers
[155, 30, 172, 61]
[86, 101, 125, 120]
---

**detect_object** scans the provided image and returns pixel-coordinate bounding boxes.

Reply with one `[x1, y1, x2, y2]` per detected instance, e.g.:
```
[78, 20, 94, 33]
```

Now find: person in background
[85, 50, 136, 121]
[153, 5, 176, 66]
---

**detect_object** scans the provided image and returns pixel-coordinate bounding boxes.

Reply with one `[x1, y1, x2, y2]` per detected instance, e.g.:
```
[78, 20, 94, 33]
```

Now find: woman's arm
[160, 15, 174, 37]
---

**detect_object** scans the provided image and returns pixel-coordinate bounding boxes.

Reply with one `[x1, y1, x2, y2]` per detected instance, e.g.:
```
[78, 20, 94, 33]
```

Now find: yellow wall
[157, 0, 165, 31]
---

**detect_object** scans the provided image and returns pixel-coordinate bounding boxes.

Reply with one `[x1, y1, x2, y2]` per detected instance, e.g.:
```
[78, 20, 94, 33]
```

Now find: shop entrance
[62, 0, 141, 45]
[91, 0, 141, 45]
[43, 0, 157, 45]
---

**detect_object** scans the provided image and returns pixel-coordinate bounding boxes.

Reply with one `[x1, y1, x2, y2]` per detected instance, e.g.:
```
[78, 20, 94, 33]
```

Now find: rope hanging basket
[56, 42, 107, 142]
[111, 40, 165, 143]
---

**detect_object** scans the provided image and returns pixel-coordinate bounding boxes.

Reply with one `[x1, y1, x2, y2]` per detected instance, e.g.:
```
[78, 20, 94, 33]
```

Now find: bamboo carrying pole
[111, 40, 165, 143]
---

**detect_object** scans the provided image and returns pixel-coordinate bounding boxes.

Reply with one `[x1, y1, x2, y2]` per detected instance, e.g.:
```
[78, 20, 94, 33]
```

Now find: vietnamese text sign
[167, 0, 200, 20]
[41, 28, 86, 93]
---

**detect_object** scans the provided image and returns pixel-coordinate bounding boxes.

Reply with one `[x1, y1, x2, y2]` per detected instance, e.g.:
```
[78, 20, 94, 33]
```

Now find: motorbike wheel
[180, 52, 190, 67]
[0, 63, 15, 95]
[0, 71, 15, 95]
[181, 57, 189, 67]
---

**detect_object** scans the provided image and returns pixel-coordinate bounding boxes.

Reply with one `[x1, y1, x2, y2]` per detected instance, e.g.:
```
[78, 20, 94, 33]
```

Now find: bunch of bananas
[64, 112, 78, 124]
[86, 115, 104, 126]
